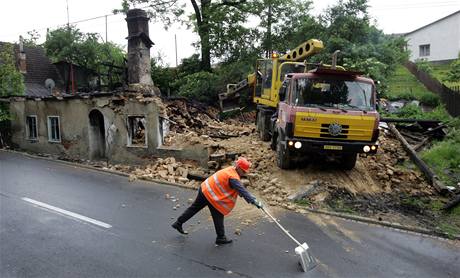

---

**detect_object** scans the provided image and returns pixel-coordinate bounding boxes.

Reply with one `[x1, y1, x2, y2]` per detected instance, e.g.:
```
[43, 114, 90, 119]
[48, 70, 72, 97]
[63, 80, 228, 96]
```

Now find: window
[419, 44, 430, 57]
[127, 116, 147, 147]
[47, 116, 61, 142]
[26, 115, 38, 140]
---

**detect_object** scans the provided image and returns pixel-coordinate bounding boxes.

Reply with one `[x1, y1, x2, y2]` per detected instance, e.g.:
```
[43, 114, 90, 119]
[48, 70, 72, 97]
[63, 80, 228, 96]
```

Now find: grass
[386, 65, 440, 105]
[430, 62, 460, 88]
[436, 205, 460, 237]
[294, 199, 311, 206]
[421, 128, 460, 188]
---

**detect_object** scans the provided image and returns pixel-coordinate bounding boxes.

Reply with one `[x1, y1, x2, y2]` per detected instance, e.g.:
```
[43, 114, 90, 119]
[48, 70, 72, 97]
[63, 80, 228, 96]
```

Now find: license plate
[323, 145, 343, 150]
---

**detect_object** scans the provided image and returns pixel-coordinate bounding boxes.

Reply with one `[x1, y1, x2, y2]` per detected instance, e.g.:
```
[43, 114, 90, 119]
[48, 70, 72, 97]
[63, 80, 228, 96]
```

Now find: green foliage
[0, 43, 24, 122]
[175, 71, 220, 103]
[421, 128, 460, 187]
[395, 104, 451, 122]
[44, 26, 125, 72]
[445, 55, 460, 83]
[314, 1, 408, 94]
[0, 43, 25, 97]
[151, 54, 177, 95]
[415, 59, 433, 75]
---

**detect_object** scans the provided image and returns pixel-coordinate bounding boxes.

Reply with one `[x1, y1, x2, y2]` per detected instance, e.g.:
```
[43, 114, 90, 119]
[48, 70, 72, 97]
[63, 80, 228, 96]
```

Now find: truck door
[255, 59, 273, 99]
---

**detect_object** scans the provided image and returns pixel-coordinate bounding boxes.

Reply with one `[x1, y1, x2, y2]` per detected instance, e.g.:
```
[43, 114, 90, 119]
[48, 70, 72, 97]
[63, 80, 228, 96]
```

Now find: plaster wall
[9, 96, 162, 164]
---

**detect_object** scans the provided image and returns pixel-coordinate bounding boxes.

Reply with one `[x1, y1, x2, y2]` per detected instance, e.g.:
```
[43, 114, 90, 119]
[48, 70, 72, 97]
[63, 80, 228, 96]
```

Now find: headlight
[371, 145, 376, 151]
[294, 142, 302, 149]
[363, 145, 370, 152]
[288, 141, 294, 146]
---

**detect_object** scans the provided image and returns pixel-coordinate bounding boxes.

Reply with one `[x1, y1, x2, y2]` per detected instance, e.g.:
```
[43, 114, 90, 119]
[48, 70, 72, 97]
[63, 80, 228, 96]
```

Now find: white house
[405, 10, 460, 62]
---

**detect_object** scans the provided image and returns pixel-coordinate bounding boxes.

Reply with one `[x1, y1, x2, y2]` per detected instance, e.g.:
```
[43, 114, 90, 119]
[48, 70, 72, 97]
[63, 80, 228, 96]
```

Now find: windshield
[292, 78, 374, 111]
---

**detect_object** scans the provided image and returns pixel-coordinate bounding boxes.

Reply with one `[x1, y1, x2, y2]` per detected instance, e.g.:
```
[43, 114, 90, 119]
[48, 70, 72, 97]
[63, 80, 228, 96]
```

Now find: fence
[404, 61, 460, 117]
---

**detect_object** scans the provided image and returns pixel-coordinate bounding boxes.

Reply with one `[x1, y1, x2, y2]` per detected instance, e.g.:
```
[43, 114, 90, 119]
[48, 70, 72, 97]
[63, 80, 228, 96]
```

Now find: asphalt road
[1, 151, 459, 278]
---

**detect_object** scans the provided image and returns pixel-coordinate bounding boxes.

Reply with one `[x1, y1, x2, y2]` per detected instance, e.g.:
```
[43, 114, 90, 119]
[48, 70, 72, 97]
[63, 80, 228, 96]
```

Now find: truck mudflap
[284, 137, 379, 154]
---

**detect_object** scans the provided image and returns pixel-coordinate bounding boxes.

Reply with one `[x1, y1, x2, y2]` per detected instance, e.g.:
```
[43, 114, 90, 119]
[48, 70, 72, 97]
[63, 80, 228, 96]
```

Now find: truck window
[293, 78, 374, 111]
[263, 60, 273, 89]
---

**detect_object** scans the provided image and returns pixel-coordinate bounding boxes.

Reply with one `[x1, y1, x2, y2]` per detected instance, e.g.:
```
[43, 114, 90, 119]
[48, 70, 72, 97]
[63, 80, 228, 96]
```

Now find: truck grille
[320, 124, 349, 139]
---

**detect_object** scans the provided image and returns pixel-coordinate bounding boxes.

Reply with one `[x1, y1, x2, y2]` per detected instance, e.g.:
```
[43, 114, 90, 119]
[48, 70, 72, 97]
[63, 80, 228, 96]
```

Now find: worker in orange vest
[172, 157, 263, 245]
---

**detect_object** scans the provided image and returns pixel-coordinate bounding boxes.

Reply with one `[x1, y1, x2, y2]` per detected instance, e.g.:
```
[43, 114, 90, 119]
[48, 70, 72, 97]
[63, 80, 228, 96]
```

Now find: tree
[44, 26, 126, 87]
[118, 0, 253, 71]
[0, 43, 25, 142]
[255, 0, 321, 56]
[0, 43, 25, 98]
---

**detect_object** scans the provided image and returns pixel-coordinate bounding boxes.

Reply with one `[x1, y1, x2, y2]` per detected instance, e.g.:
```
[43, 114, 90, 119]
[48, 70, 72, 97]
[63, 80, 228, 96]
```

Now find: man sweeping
[172, 157, 263, 245]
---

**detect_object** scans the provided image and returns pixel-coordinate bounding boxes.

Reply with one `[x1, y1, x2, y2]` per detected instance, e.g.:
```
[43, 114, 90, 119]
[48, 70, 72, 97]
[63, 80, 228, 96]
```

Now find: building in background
[405, 10, 460, 63]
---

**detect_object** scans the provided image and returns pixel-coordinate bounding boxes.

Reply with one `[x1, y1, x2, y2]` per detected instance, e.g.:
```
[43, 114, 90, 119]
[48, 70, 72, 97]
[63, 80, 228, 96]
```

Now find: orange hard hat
[236, 157, 251, 172]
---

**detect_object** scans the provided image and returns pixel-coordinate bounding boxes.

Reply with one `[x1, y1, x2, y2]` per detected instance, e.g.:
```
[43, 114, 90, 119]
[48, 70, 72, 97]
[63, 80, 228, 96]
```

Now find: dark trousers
[177, 188, 225, 238]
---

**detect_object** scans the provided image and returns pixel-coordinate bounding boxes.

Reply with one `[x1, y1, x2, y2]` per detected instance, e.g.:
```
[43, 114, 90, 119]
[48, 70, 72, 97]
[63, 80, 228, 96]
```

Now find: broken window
[127, 116, 147, 147]
[47, 116, 61, 142]
[26, 115, 38, 140]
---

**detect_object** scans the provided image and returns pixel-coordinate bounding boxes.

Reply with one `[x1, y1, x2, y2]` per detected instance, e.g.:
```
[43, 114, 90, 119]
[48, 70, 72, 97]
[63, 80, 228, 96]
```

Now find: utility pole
[105, 15, 108, 43]
[175, 34, 178, 67]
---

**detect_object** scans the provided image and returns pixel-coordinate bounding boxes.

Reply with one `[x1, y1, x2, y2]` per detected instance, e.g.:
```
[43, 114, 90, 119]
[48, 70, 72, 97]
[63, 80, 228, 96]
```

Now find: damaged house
[3, 9, 207, 165]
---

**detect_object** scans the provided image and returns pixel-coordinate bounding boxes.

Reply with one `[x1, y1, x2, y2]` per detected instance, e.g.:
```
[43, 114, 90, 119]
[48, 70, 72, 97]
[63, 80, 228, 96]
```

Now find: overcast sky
[0, 0, 459, 66]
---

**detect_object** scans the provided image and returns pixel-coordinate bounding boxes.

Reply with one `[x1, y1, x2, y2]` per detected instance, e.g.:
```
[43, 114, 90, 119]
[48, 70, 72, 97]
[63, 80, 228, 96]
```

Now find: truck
[219, 39, 380, 170]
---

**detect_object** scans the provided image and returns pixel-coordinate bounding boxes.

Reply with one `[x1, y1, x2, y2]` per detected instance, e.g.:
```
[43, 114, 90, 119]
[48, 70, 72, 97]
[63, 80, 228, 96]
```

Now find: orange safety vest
[201, 166, 240, 216]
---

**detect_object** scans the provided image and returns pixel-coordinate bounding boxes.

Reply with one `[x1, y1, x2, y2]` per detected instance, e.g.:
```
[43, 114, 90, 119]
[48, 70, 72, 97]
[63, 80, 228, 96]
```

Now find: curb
[2, 149, 459, 241]
[299, 207, 460, 241]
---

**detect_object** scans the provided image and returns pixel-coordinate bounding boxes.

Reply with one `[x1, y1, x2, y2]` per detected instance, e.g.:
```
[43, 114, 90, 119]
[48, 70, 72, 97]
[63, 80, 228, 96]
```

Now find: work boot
[171, 222, 188, 235]
[215, 236, 233, 245]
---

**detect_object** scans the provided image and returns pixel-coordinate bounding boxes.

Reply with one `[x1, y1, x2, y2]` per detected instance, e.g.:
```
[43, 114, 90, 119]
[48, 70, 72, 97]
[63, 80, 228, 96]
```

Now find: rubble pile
[162, 99, 254, 146]
[110, 157, 203, 188]
[362, 129, 433, 195]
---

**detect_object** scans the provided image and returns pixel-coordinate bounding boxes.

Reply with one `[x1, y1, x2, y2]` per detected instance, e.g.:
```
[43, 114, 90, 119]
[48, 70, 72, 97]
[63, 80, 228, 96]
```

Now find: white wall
[405, 12, 460, 62]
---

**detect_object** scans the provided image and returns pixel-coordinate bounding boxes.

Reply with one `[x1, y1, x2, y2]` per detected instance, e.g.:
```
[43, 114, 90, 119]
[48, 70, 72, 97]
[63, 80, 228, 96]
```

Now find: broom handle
[262, 207, 302, 246]
[246, 177, 302, 246]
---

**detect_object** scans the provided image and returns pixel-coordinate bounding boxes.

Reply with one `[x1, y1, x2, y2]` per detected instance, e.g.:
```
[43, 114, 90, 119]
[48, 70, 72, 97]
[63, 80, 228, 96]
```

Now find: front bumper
[285, 137, 379, 154]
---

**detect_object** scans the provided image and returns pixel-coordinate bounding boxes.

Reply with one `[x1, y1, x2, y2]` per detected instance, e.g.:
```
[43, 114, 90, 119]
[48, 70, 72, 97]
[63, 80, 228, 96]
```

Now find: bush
[446, 57, 460, 83]
[415, 59, 433, 75]
[175, 71, 220, 104]
[396, 104, 451, 122]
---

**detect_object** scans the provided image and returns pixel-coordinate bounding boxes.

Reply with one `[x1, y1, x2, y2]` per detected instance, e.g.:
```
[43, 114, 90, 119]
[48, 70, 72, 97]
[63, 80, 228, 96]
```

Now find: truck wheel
[270, 132, 277, 150]
[257, 112, 270, 141]
[276, 139, 291, 169]
[341, 153, 357, 170]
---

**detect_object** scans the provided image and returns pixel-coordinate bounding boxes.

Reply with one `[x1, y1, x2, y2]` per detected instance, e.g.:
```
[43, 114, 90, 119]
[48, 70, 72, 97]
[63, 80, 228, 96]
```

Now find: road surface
[1, 151, 459, 277]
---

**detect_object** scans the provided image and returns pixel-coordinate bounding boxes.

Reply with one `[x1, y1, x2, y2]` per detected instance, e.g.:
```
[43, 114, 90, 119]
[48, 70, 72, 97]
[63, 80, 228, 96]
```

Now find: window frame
[25, 115, 38, 141]
[126, 115, 148, 148]
[47, 116, 61, 143]
[419, 44, 430, 57]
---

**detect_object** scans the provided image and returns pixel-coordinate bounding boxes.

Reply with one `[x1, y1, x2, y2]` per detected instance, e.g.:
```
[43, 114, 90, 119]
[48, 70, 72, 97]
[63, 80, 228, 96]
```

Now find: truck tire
[341, 153, 357, 170]
[257, 112, 270, 142]
[270, 132, 277, 150]
[276, 138, 291, 169]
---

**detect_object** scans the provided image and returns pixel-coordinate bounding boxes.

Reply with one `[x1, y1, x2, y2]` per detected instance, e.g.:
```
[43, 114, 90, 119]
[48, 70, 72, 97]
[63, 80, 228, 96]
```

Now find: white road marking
[21, 197, 112, 229]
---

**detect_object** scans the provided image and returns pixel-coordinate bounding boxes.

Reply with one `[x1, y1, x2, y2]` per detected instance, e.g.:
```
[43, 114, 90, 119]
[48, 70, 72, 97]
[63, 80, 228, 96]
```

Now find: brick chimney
[126, 9, 154, 86]
[18, 36, 27, 74]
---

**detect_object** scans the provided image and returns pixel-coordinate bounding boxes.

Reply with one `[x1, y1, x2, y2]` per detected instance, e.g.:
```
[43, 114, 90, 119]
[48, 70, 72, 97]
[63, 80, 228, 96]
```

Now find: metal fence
[404, 61, 460, 117]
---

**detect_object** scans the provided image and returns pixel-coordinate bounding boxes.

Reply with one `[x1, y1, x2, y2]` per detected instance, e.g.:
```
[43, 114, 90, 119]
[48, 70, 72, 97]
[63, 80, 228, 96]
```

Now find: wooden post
[388, 123, 449, 195]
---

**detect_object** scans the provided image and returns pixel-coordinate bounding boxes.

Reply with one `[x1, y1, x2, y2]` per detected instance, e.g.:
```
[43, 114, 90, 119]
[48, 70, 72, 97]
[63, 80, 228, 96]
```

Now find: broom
[261, 207, 317, 272]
